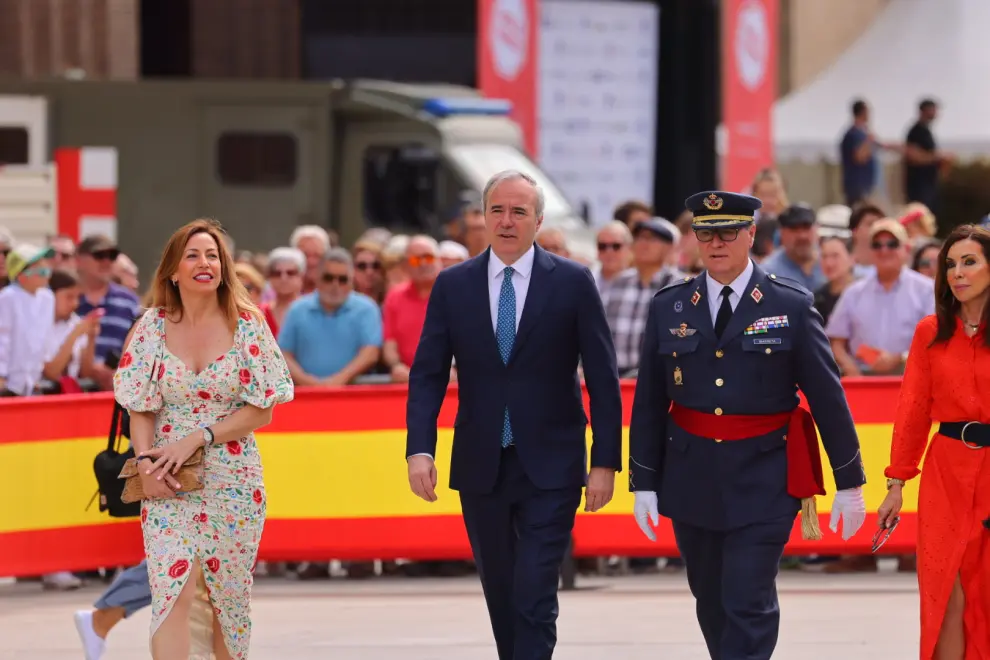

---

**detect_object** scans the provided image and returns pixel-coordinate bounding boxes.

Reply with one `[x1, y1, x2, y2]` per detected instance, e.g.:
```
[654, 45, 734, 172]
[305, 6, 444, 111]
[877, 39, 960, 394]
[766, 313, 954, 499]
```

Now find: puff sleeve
[237, 311, 294, 409]
[113, 308, 164, 413]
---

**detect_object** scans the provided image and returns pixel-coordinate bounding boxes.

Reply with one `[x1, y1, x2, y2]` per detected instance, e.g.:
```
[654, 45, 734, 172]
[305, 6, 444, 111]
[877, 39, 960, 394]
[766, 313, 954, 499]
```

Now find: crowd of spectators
[1, 168, 965, 587]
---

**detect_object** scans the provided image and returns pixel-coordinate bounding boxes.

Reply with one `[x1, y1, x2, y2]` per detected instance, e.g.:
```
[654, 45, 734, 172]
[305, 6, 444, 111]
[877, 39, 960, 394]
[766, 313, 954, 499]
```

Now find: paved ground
[0, 567, 919, 659]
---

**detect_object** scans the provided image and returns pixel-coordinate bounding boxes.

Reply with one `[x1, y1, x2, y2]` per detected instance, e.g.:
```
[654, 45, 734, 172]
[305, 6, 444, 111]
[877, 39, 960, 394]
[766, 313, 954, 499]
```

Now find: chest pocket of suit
[741, 336, 794, 387]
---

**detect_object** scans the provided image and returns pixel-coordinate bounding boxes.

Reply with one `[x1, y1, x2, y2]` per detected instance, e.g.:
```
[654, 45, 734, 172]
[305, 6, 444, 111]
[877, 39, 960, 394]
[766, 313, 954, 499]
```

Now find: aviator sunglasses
[871, 239, 900, 251]
[871, 516, 900, 554]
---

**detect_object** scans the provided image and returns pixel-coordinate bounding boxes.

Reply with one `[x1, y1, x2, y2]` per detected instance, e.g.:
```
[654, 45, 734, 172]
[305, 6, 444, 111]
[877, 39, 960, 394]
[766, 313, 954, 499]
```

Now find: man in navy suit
[406, 170, 623, 660]
[629, 191, 868, 660]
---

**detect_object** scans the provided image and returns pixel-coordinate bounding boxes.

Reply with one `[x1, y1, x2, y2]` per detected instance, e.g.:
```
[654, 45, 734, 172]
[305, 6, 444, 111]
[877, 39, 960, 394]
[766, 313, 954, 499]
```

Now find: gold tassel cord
[800, 496, 823, 541]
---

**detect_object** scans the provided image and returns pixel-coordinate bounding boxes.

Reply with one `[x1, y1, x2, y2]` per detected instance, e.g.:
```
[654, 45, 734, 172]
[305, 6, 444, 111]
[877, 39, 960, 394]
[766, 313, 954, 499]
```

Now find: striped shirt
[77, 283, 141, 362]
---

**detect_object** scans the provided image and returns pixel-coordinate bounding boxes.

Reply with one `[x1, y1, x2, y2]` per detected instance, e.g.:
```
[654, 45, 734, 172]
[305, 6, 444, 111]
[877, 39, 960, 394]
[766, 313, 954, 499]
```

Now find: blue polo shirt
[277, 292, 383, 378]
[77, 282, 141, 362]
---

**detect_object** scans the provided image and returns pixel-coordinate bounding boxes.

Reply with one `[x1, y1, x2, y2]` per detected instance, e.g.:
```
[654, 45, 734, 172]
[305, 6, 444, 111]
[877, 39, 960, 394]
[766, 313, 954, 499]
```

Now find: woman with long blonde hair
[113, 218, 293, 659]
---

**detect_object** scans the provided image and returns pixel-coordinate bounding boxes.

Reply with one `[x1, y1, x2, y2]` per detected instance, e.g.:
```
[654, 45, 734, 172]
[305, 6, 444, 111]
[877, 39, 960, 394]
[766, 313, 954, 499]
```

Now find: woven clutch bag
[118, 447, 206, 503]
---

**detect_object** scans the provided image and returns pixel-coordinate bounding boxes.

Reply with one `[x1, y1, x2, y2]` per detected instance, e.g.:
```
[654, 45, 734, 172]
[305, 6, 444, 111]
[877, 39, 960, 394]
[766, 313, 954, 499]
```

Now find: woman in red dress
[878, 224, 990, 659]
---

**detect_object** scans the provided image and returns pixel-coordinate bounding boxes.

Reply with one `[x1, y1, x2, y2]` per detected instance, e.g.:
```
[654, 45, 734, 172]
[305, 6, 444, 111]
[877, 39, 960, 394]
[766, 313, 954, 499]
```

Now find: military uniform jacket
[628, 262, 867, 531]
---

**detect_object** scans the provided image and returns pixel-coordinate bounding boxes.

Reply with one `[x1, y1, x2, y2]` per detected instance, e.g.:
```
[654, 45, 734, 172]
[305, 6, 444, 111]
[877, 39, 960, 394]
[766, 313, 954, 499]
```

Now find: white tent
[773, 0, 990, 163]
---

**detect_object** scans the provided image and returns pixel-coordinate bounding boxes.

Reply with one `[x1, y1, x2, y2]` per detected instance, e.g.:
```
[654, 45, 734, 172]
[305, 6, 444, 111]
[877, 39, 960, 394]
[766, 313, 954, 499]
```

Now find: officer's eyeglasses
[694, 228, 741, 243]
[871, 516, 900, 553]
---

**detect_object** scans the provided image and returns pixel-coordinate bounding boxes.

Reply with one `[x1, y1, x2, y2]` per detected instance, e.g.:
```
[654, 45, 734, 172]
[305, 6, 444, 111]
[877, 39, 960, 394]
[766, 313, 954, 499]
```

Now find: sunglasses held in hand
[872, 516, 900, 553]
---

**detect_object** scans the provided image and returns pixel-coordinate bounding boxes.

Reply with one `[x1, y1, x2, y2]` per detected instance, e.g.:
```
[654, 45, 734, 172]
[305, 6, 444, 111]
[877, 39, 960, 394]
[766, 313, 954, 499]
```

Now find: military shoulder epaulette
[766, 273, 809, 295]
[655, 276, 694, 297]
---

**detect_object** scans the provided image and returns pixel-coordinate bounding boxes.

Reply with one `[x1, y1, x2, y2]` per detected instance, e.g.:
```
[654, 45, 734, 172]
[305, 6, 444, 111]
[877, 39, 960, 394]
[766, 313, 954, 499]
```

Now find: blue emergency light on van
[422, 97, 513, 118]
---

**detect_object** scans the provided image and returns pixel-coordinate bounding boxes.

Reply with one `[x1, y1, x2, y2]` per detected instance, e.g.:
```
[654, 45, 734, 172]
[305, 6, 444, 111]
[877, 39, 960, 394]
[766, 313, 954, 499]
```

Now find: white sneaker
[42, 571, 82, 590]
[73, 610, 106, 660]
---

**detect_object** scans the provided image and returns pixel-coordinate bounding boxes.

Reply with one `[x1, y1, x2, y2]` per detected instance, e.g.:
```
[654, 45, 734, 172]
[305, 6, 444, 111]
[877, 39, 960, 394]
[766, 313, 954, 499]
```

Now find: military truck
[0, 78, 596, 275]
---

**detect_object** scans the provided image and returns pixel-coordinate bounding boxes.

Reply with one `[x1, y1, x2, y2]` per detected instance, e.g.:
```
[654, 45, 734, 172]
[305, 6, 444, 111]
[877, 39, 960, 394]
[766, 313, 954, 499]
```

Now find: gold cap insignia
[703, 193, 723, 211]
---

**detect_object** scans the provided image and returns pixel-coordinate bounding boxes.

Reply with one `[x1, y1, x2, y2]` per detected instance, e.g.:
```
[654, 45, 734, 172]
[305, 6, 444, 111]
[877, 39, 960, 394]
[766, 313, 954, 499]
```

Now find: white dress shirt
[488, 245, 535, 332]
[704, 258, 754, 324]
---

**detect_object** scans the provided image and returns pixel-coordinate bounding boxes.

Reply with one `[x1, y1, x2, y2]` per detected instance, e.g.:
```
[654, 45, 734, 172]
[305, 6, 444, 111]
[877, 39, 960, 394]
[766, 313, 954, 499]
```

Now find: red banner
[721, 0, 778, 193]
[478, 0, 539, 157]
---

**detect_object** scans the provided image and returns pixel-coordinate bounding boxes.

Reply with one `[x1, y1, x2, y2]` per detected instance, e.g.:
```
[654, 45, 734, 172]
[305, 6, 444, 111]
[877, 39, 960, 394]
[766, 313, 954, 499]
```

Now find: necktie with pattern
[714, 285, 734, 338]
[496, 266, 516, 447]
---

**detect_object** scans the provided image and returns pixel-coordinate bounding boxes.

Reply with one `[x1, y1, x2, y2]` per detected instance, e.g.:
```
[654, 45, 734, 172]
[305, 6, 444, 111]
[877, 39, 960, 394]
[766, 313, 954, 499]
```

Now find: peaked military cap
[685, 191, 763, 229]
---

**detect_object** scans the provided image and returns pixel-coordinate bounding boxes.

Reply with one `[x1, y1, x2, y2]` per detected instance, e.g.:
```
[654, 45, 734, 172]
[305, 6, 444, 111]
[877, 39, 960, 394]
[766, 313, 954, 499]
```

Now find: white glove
[633, 491, 660, 541]
[829, 487, 867, 540]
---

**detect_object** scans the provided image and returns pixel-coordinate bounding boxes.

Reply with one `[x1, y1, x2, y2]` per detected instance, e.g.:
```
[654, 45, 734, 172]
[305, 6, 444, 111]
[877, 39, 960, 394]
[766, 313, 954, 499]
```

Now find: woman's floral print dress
[113, 307, 293, 658]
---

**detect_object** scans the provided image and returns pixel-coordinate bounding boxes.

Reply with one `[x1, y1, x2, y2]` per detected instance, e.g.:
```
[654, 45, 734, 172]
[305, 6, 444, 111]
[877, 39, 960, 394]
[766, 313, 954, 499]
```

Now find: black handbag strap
[107, 401, 123, 453]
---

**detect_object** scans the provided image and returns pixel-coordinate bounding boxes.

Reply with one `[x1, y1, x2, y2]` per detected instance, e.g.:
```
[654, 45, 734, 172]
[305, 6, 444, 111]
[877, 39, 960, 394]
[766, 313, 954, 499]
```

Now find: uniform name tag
[752, 338, 782, 345]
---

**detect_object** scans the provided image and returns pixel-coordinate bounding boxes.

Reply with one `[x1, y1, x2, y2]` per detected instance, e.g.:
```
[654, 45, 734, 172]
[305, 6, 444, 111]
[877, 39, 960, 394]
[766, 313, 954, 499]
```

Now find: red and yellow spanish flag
[0, 382, 918, 577]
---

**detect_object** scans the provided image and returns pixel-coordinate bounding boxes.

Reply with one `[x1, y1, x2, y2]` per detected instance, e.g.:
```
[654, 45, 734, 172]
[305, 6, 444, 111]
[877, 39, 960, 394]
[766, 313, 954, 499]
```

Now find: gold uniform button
[715, 438, 723, 443]
[715, 378, 724, 387]
[770, 273, 777, 280]
[672, 351, 677, 358]
[765, 348, 772, 354]
[715, 349, 724, 358]
[714, 407, 723, 415]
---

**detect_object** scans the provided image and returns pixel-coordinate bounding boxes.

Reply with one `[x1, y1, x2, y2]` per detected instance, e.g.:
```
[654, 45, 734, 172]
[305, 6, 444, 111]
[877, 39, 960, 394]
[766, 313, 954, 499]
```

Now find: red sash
[669, 402, 826, 500]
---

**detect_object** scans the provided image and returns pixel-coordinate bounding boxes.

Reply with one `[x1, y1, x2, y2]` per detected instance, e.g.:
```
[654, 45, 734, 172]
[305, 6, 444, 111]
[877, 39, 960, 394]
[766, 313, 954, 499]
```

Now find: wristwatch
[886, 478, 905, 490]
[202, 427, 215, 447]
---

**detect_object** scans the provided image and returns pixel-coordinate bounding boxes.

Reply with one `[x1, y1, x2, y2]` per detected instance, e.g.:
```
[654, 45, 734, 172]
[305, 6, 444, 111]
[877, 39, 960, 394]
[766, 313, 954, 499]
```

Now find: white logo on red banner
[490, 0, 529, 81]
[735, 0, 769, 92]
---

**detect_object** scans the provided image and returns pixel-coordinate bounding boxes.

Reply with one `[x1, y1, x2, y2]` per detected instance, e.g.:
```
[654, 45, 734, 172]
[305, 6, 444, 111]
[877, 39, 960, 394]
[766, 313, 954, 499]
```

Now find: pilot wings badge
[669, 323, 697, 338]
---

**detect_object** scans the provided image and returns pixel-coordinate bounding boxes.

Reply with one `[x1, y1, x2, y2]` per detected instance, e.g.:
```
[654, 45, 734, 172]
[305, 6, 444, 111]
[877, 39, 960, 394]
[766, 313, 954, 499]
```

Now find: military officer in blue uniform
[628, 191, 868, 659]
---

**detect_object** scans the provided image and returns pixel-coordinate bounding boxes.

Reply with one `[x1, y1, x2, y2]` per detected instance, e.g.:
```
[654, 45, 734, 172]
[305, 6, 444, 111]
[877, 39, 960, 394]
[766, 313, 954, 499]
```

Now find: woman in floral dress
[114, 218, 293, 659]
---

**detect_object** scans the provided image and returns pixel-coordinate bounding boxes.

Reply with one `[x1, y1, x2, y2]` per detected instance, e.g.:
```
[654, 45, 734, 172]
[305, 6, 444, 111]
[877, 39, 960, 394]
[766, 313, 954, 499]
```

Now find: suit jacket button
[714, 407, 723, 415]
[715, 378, 724, 386]
[715, 349, 724, 358]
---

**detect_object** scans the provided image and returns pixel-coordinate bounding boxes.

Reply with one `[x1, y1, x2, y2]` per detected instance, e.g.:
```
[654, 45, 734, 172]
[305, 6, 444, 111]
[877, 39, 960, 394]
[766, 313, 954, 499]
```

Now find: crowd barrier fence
[0, 379, 919, 577]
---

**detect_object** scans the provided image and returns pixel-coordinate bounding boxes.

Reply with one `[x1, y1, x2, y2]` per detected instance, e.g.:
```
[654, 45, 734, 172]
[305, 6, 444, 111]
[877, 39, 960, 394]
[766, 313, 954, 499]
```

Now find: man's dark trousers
[673, 514, 796, 659]
[460, 446, 582, 660]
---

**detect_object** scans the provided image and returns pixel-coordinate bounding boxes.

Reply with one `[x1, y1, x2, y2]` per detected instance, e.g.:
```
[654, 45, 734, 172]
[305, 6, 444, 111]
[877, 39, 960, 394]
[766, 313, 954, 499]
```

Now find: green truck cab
[0, 78, 595, 274]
